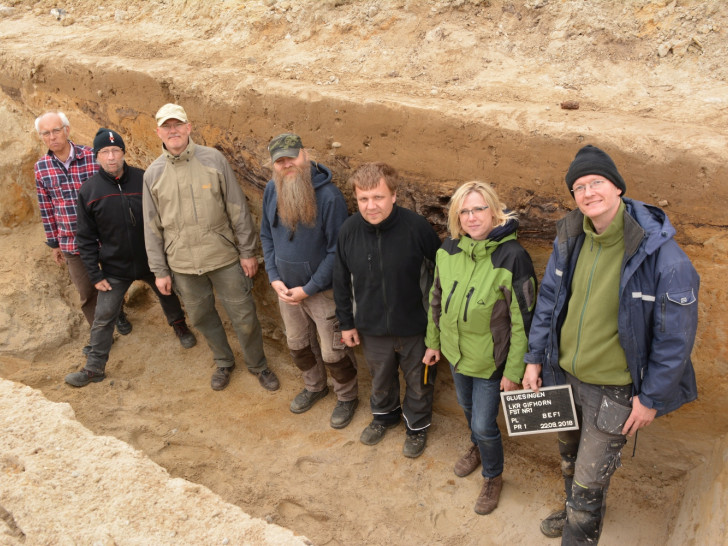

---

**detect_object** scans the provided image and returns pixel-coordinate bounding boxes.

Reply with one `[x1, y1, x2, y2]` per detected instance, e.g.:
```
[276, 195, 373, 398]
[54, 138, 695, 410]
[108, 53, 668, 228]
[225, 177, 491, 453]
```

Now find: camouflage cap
[268, 133, 303, 162]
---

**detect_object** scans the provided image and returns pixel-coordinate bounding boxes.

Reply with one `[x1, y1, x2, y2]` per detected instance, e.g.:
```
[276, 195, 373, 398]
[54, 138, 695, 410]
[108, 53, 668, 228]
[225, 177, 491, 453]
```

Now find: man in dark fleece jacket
[65, 129, 196, 388]
[334, 162, 441, 458]
[260, 133, 358, 429]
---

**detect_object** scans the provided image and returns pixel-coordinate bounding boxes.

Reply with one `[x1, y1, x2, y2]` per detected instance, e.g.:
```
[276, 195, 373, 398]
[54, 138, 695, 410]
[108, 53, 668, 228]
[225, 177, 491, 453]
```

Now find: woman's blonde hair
[447, 181, 517, 239]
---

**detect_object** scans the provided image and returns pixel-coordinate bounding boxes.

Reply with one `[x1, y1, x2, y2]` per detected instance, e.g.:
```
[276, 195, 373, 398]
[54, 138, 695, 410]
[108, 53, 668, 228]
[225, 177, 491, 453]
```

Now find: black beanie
[565, 145, 626, 197]
[93, 128, 125, 157]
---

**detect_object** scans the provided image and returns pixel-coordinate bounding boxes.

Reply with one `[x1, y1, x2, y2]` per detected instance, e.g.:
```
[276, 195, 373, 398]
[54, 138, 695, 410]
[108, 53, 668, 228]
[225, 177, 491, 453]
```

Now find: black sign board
[500, 386, 579, 436]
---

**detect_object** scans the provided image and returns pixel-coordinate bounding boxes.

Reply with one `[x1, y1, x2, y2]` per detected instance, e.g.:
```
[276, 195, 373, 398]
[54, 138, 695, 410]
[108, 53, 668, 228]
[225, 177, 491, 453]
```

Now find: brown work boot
[474, 475, 502, 515]
[454, 444, 481, 477]
[211, 364, 235, 391]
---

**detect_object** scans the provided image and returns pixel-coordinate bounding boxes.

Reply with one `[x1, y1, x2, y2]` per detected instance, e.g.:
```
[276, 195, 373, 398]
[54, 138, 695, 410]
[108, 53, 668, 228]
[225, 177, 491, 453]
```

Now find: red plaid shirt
[34, 142, 99, 254]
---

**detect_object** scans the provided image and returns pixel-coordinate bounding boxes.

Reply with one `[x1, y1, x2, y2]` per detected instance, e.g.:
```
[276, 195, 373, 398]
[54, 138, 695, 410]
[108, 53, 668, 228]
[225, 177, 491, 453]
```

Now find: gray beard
[274, 164, 317, 230]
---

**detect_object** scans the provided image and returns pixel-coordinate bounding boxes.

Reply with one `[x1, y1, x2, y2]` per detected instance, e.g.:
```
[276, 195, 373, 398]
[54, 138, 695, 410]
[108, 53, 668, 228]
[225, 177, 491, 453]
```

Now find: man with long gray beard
[260, 133, 358, 428]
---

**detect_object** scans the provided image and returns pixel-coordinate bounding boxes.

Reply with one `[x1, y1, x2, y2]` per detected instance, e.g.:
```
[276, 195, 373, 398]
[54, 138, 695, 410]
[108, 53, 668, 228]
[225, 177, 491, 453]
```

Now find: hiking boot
[360, 420, 399, 446]
[211, 364, 235, 391]
[172, 319, 197, 349]
[540, 509, 567, 538]
[330, 399, 358, 429]
[474, 475, 503, 515]
[290, 386, 329, 413]
[65, 368, 105, 387]
[403, 431, 428, 458]
[116, 310, 132, 335]
[256, 368, 280, 391]
[454, 444, 482, 477]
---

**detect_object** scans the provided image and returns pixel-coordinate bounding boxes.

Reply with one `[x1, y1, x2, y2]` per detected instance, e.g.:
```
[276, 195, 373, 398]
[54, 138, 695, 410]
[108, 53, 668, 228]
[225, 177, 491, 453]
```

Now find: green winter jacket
[425, 221, 536, 383]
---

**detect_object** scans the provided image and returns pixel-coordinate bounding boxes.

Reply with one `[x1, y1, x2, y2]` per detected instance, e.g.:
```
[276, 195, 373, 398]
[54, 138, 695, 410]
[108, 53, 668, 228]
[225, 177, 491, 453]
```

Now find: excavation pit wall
[1, 64, 727, 543]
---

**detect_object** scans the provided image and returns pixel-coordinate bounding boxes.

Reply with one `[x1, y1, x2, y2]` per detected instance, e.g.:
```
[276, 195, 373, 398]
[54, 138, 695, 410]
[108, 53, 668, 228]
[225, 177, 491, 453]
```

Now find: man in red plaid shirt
[34, 111, 132, 352]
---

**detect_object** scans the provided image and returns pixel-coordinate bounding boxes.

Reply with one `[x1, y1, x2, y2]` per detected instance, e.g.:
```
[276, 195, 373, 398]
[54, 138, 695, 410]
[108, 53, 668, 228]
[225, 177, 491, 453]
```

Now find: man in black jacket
[65, 128, 196, 387]
[333, 162, 441, 458]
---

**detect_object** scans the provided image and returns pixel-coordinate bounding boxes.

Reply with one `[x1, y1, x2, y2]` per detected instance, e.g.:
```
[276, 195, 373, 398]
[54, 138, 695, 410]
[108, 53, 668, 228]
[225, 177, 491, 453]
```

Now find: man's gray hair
[34, 111, 70, 133]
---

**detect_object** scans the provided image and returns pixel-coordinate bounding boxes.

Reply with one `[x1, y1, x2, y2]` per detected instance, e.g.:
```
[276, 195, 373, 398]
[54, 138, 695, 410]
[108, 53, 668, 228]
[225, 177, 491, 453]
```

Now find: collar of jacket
[583, 200, 626, 248]
[163, 138, 195, 163]
[558, 198, 647, 261]
[488, 216, 519, 241]
[458, 230, 517, 259]
[358, 202, 401, 232]
[98, 162, 129, 186]
[456, 216, 518, 258]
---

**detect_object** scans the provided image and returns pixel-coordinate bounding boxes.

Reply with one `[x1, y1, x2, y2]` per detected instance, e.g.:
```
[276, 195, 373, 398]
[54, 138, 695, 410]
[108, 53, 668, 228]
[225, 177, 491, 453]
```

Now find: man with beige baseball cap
[142, 103, 280, 392]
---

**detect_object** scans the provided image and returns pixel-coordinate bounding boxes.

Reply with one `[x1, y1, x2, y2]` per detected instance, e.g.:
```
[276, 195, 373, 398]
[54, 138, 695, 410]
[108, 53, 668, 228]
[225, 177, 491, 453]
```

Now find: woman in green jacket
[423, 181, 537, 515]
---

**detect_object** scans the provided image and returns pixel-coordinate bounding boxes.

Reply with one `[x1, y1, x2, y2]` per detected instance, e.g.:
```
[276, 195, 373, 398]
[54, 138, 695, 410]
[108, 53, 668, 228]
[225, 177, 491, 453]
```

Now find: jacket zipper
[377, 230, 390, 333]
[118, 183, 136, 227]
[117, 182, 138, 277]
[189, 186, 198, 222]
[445, 281, 458, 313]
[463, 287, 475, 322]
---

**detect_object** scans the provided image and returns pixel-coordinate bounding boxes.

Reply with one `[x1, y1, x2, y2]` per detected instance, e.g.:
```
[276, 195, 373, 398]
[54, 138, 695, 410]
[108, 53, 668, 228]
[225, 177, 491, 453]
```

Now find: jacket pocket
[275, 257, 314, 288]
[444, 281, 458, 313]
[164, 232, 180, 255]
[462, 287, 475, 322]
[215, 228, 237, 249]
[661, 288, 697, 333]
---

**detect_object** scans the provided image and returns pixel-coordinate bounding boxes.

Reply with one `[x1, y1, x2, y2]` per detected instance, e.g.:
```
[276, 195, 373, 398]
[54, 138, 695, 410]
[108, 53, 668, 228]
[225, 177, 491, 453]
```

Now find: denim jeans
[172, 262, 267, 373]
[558, 373, 631, 545]
[360, 334, 436, 432]
[64, 251, 98, 327]
[451, 367, 503, 478]
[85, 274, 185, 373]
[278, 290, 357, 400]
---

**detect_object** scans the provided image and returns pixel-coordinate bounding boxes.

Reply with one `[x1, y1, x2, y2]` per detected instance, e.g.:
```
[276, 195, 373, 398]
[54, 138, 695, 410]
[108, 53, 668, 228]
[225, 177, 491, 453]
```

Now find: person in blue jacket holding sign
[522, 145, 699, 544]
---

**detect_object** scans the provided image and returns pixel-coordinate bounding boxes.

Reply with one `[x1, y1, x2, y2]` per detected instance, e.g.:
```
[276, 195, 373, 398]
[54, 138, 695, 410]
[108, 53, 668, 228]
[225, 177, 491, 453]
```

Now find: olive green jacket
[143, 139, 257, 277]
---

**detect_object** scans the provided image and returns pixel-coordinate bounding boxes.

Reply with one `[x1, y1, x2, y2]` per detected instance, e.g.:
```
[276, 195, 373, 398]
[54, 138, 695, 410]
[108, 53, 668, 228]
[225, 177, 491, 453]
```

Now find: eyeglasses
[159, 122, 187, 131]
[459, 206, 489, 217]
[97, 147, 124, 157]
[39, 126, 66, 138]
[571, 179, 607, 194]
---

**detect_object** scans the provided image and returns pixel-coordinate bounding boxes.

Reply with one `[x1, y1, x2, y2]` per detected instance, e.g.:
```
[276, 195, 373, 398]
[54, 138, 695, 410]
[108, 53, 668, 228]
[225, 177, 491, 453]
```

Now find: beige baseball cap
[155, 104, 188, 126]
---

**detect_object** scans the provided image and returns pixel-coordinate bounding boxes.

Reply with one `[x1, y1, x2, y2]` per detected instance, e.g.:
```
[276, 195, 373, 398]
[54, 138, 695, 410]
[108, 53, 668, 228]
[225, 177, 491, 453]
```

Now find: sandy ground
[0, 222, 717, 545]
[0, 379, 309, 545]
[1, 0, 727, 544]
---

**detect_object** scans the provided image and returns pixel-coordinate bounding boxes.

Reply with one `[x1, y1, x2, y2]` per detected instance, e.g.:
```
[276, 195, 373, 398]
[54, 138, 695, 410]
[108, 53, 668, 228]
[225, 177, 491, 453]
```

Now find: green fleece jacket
[559, 201, 631, 385]
[425, 225, 536, 383]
